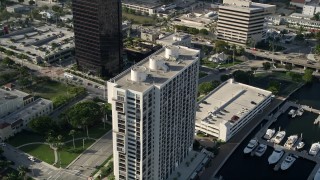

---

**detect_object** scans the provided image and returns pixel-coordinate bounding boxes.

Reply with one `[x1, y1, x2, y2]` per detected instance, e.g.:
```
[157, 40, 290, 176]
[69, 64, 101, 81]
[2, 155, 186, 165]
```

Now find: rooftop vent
[165, 45, 179, 59]
[149, 55, 169, 72]
[131, 66, 147, 82]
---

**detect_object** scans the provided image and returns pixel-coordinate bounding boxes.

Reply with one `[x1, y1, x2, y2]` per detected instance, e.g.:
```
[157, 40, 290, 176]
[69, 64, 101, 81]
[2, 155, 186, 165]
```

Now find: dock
[308, 163, 320, 180]
[273, 152, 289, 171]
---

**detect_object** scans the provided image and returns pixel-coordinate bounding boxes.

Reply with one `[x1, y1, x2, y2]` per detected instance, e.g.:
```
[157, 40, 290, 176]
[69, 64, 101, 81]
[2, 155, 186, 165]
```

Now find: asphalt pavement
[66, 131, 113, 177]
[2, 144, 87, 180]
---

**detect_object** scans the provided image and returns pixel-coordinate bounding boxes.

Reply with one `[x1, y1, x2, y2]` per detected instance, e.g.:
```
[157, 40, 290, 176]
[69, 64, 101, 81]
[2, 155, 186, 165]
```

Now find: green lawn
[199, 71, 208, 78]
[122, 12, 154, 24]
[252, 72, 302, 96]
[6, 130, 45, 147]
[59, 139, 95, 168]
[24, 80, 71, 100]
[20, 144, 55, 164]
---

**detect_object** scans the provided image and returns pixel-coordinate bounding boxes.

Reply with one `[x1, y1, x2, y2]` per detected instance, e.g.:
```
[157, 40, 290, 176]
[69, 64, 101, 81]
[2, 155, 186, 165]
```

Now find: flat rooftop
[157, 33, 191, 44]
[221, 0, 275, 12]
[1, 98, 52, 125]
[196, 79, 272, 126]
[122, 0, 161, 9]
[0, 88, 29, 105]
[110, 46, 199, 92]
[0, 25, 74, 58]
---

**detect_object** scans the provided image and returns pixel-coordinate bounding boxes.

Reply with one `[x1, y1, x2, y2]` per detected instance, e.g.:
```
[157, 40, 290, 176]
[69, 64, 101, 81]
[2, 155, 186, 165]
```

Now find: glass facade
[72, 0, 123, 77]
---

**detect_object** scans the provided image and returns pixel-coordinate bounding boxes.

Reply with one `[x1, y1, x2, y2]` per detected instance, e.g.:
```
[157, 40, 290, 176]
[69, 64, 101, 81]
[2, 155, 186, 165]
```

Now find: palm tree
[4, 172, 18, 180]
[69, 130, 76, 149]
[18, 165, 30, 180]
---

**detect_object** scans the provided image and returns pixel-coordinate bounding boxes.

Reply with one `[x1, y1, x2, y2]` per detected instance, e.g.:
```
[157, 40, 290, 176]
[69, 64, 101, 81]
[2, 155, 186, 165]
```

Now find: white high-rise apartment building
[107, 46, 200, 180]
[217, 0, 276, 45]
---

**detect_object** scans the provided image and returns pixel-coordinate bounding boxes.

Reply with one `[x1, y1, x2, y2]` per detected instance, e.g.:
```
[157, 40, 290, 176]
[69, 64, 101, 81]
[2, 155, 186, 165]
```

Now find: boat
[280, 154, 296, 170]
[284, 135, 298, 149]
[297, 142, 305, 150]
[243, 139, 259, 154]
[314, 166, 320, 180]
[268, 148, 284, 165]
[255, 144, 267, 157]
[309, 142, 320, 156]
[297, 107, 304, 116]
[271, 131, 286, 144]
[292, 112, 297, 118]
[288, 109, 296, 116]
[264, 129, 275, 140]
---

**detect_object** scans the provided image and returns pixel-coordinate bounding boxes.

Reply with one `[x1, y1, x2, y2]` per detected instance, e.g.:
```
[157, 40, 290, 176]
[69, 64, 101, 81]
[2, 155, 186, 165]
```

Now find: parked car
[28, 156, 36, 162]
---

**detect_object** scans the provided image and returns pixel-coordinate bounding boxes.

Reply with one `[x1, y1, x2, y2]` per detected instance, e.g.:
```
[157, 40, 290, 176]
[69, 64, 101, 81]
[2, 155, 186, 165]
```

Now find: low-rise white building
[195, 79, 272, 141]
[172, 13, 216, 30]
[208, 52, 228, 63]
[122, 0, 161, 15]
[0, 87, 34, 118]
[302, 4, 320, 16]
[6, 4, 31, 13]
[156, 32, 192, 47]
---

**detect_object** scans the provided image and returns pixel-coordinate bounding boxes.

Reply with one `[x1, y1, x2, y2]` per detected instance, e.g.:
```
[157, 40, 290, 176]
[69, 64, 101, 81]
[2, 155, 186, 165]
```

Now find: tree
[313, 12, 320, 20]
[29, 116, 55, 135]
[220, 74, 230, 82]
[302, 69, 313, 83]
[285, 64, 293, 71]
[262, 62, 271, 70]
[198, 82, 214, 95]
[3, 172, 19, 180]
[18, 0, 24, 3]
[295, 34, 305, 41]
[199, 29, 209, 35]
[212, 80, 221, 89]
[215, 40, 229, 53]
[69, 129, 76, 149]
[62, 101, 103, 137]
[193, 140, 200, 150]
[315, 44, 320, 55]
[267, 81, 280, 95]
[232, 70, 253, 84]
[2, 57, 14, 66]
[316, 31, 320, 42]
[17, 165, 30, 180]
[29, 0, 35, 5]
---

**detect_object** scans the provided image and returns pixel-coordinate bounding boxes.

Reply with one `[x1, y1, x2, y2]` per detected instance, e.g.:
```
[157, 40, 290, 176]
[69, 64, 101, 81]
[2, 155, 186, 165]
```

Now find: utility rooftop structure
[195, 79, 272, 141]
[217, 0, 276, 45]
[108, 45, 200, 180]
[156, 32, 192, 47]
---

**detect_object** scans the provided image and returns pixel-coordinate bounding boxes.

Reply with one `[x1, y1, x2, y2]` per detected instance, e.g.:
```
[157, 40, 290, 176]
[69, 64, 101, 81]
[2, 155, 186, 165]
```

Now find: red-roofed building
[290, 0, 305, 8]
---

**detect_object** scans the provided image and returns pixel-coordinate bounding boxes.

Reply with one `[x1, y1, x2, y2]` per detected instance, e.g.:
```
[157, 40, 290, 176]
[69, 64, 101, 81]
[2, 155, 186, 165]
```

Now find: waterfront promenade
[199, 98, 285, 180]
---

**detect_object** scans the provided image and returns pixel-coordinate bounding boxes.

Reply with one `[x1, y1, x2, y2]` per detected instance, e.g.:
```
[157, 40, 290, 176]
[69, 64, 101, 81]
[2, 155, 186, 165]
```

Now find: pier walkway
[308, 163, 320, 180]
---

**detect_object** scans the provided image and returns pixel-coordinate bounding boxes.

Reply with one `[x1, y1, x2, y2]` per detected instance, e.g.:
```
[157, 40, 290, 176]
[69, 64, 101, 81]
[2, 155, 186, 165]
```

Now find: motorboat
[264, 129, 275, 140]
[255, 144, 267, 157]
[288, 109, 296, 116]
[284, 135, 298, 149]
[271, 131, 286, 144]
[268, 148, 284, 165]
[280, 154, 296, 170]
[297, 142, 305, 150]
[292, 112, 297, 118]
[297, 107, 304, 116]
[309, 142, 320, 156]
[314, 166, 320, 180]
[243, 139, 259, 154]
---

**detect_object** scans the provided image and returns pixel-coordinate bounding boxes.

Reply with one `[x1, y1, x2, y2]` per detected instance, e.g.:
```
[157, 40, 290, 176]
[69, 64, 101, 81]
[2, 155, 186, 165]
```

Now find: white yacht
[244, 139, 259, 154]
[288, 109, 296, 116]
[255, 144, 267, 157]
[284, 135, 298, 149]
[268, 148, 284, 165]
[309, 142, 320, 156]
[297, 107, 304, 116]
[280, 154, 296, 170]
[314, 166, 320, 180]
[297, 142, 305, 150]
[292, 112, 297, 118]
[264, 129, 275, 140]
[271, 131, 286, 144]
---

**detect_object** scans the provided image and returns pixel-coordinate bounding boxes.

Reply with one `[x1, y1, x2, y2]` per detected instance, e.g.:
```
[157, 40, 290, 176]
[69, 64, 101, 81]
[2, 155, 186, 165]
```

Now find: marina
[217, 83, 320, 180]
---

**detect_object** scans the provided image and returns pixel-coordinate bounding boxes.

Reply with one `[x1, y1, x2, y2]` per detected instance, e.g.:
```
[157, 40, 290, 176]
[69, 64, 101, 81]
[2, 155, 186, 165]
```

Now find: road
[66, 131, 113, 177]
[2, 144, 87, 180]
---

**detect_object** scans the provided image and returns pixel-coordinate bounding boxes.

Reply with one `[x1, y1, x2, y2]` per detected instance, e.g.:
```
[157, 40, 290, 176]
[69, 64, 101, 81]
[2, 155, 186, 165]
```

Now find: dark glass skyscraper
[72, 0, 122, 77]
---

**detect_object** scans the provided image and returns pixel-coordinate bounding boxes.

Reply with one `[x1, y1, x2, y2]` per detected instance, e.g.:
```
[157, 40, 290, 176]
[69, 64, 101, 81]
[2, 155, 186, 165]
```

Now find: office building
[217, 0, 276, 45]
[72, 0, 122, 77]
[195, 79, 272, 142]
[108, 45, 200, 179]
